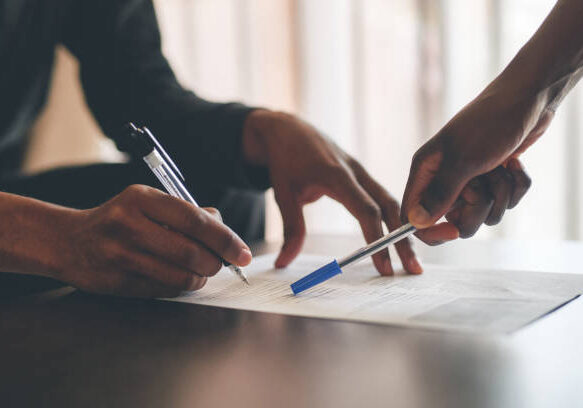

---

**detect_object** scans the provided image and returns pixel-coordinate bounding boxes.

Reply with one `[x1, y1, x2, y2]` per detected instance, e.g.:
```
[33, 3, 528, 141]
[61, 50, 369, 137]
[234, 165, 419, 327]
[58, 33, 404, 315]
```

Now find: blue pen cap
[291, 260, 342, 295]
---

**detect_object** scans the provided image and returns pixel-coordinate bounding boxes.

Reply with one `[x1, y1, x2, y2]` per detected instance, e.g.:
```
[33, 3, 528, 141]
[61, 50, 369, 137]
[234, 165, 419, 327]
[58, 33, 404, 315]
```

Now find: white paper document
[165, 254, 583, 333]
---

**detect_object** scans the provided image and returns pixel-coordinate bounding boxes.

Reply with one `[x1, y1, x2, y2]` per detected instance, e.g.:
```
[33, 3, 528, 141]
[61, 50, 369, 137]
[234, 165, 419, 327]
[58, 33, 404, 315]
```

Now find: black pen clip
[124, 123, 186, 182]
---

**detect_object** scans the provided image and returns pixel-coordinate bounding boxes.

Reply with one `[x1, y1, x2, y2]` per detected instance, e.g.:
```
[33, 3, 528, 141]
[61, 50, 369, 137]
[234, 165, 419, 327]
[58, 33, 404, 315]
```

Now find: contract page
[164, 254, 583, 333]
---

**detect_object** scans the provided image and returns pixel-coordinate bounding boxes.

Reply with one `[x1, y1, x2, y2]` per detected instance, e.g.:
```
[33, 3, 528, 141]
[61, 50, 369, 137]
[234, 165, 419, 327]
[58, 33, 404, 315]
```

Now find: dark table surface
[1, 236, 582, 408]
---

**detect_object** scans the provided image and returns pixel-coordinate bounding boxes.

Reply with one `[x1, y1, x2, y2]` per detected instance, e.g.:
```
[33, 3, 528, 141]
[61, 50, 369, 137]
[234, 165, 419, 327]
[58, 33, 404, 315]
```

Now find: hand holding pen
[45, 181, 251, 298]
[123, 123, 251, 285]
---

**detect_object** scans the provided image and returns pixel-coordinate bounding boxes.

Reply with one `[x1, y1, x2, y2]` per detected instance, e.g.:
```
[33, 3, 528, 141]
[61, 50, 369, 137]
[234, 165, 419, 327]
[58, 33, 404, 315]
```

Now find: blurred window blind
[154, 0, 582, 242]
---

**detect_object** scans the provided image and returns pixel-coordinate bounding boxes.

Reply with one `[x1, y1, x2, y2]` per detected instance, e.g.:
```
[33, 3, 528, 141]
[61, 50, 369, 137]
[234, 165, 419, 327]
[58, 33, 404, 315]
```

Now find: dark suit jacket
[0, 0, 269, 191]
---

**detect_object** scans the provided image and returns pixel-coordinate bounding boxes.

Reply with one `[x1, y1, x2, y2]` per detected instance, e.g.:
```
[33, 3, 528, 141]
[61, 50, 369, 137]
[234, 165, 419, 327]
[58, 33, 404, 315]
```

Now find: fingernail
[408, 205, 432, 227]
[408, 258, 423, 274]
[237, 248, 252, 265]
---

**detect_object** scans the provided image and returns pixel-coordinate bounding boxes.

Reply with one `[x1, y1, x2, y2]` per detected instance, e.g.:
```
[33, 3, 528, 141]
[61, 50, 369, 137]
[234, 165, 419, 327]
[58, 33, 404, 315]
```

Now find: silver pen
[124, 123, 250, 285]
[291, 223, 417, 294]
[337, 223, 417, 268]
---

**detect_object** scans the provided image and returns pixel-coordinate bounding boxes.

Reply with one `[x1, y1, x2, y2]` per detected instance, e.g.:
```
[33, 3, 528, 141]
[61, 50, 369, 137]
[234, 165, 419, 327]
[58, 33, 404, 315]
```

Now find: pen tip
[229, 264, 250, 285]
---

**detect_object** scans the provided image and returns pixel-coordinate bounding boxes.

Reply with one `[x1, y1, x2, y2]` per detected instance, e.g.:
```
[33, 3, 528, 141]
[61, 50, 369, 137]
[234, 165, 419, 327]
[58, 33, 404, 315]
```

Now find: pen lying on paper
[123, 123, 250, 285]
[291, 223, 417, 294]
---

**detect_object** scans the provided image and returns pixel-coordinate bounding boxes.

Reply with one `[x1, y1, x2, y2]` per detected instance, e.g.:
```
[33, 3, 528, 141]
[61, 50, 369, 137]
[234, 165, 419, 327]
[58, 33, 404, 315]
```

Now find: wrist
[0, 194, 80, 280]
[481, 60, 551, 135]
[242, 109, 288, 167]
[493, 1, 583, 114]
[494, 53, 559, 117]
[37, 206, 84, 281]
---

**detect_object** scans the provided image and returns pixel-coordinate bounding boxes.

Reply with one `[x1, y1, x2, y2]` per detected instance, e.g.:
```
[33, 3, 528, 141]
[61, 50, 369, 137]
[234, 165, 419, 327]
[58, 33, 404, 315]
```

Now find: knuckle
[411, 148, 428, 167]
[410, 152, 426, 173]
[219, 233, 237, 255]
[382, 200, 400, 218]
[521, 173, 532, 190]
[205, 207, 219, 215]
[105, 208, 141, 239]
[188, 209, 208, 230]
[189, 277, 208, 291]
[325, 163, 349, 180]
[204, 207, 223, 222]
[106, 204, 130, 227]
[362, 203, 382, 222]
[123, 184, 150, 198]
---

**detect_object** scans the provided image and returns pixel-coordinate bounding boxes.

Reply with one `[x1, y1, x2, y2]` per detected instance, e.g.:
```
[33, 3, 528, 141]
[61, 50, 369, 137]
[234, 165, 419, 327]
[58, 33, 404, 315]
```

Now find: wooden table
[1, 236, 582, 408]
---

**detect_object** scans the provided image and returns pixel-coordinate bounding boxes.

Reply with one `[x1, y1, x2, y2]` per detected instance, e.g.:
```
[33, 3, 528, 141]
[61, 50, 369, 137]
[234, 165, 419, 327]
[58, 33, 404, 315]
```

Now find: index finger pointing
[349, 160, 423, 274]
[323, 168, 393, 276]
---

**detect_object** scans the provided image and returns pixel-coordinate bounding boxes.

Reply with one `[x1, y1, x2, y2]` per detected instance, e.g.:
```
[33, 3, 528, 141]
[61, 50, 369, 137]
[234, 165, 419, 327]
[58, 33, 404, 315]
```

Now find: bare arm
[402, 0, 583, 239]
[0, 187, 251, 298]
[0, 193, 70, 279]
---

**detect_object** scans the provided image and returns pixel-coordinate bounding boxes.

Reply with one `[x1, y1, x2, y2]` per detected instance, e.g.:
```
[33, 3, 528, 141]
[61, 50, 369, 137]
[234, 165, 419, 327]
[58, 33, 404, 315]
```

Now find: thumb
[411, 167, 469, 227]
[274, 187, 306, 268]
[403, 150, 470, 229]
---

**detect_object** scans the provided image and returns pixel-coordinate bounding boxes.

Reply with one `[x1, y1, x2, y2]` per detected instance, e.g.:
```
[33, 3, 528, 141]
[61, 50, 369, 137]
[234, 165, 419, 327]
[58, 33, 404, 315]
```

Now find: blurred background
[28, 0, 583, 243]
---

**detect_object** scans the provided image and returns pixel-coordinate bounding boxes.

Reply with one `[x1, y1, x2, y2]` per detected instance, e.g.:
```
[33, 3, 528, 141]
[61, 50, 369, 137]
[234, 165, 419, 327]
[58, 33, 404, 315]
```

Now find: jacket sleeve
[60, 0, 270, 191]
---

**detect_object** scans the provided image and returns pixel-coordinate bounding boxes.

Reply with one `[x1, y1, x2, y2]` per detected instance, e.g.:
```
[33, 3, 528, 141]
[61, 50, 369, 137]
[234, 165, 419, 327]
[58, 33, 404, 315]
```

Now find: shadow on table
[0, 272, 65, 299]
[0, 281, 518, 408]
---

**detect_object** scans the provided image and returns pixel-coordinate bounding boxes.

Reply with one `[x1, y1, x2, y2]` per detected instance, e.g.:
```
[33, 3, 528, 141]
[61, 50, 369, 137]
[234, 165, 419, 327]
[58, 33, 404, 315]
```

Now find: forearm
[492, 0, 583, 113]
[0, 192, 71, 279]
[402, 1, 583, 234]
[63, 0, 269, 191]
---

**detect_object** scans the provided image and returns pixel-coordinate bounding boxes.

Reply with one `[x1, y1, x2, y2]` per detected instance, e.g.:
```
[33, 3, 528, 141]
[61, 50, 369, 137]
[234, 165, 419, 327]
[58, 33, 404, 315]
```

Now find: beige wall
[23, 47, 123, 175]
